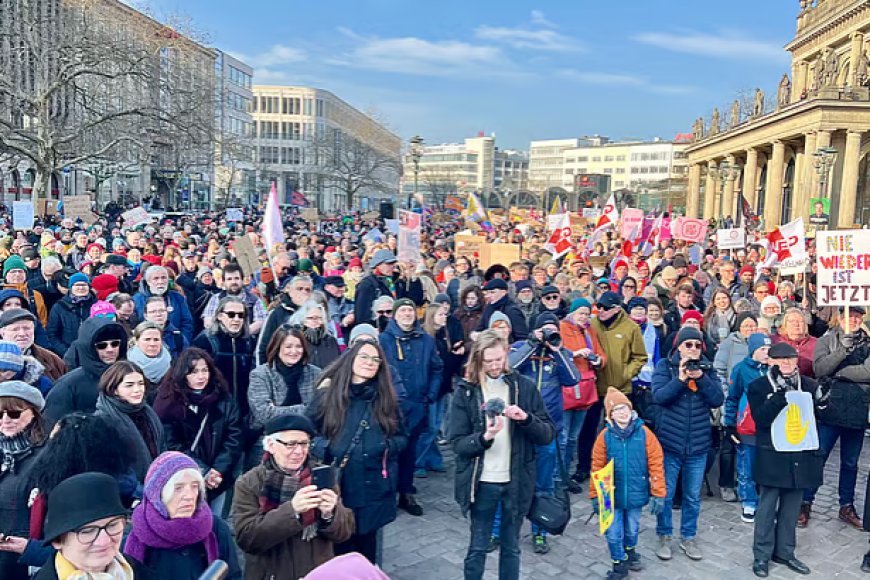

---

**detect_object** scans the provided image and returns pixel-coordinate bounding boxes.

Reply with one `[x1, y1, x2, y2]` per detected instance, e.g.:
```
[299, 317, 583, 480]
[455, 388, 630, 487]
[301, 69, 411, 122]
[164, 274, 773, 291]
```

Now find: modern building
[685, 0, 870, 228]
[528, 136, 607, 193]
[251, 85, 401, 211]
[213, 51, 255, 207]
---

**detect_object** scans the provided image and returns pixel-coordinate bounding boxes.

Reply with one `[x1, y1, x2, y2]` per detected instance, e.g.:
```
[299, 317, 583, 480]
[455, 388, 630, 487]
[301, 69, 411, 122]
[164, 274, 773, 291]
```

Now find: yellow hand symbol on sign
[785, 402, 809, 445]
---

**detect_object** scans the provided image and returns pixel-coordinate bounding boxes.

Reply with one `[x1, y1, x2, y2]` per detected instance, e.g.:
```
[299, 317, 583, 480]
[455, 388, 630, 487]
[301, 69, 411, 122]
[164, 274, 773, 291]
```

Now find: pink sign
[671, 217, 708, 243]
[621, 208, 644, 240]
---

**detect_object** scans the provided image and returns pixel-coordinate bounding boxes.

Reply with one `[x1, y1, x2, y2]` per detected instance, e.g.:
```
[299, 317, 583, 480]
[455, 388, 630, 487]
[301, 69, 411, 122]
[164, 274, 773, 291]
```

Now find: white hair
[289, 300, 327, 327]
[41, 255, 62, 275]
[371, 295, 394, 319]
[144, 266, 168, 283]
[160, 468, 205, 506]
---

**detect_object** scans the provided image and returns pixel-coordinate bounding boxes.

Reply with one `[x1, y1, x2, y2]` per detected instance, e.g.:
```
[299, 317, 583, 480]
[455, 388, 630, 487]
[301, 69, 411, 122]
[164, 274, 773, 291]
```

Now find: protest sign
[122, 207, 152, 228]
[479, 242, 520, 271]
[63, 196, 93, 223]
[384, 219, 399, 235]
[717, 228, 746, 250]
[569, 214, 587, 236]
[12, 201, 33, 230]
[771, 391, 819, 452]
[232, 234, 260, 277]
[226, 208, 243, 222]
[621, 208, 644, 239]
[592, 459, 615, 534]
[362, 210, 380, 220]
[455, 234, 484, 260]
[398, 210, 422, 265]
[808, 197, 831, 228]
[816, 229, 870, 306]
[547, 214, 563, 232]
[301, 208, 320, 223]
[671, 217, 708, 243]
[768, 218, 807, 276]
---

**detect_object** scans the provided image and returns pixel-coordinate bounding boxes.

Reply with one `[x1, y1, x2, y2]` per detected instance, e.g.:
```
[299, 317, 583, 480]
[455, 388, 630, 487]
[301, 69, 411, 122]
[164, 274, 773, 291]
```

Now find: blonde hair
[464, 330, 511, 384]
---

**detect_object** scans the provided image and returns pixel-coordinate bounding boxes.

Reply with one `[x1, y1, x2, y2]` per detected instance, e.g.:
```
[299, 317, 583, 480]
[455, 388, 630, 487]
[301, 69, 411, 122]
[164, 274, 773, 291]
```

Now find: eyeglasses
[683, 341, 703, 349]
[221, 311, 245, 319]
[623, 285, 636, 290]
[358, 353, 382, 364]
[0, 409, 25, 419]
[543, 295, 560, 301]
[75, 516, 126, 544]
[95, 340, 121, 350]
[273, 438, 310, 450]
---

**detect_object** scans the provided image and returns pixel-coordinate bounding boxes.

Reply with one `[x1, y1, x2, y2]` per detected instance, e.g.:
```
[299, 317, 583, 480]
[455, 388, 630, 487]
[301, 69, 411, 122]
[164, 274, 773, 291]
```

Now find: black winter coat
[192, 331, 256, 418]
[256, 297, 298, 365]
[812, 326, 870, 430]
[450, 373, 555, 520]
[474, 294, 529, 341]
[352, 274, 394, 328]
[306, 380, 407, 535]
[433, 318, 466, 398]
[0, 446, 40, 580]
[46, 294, 97, 356]
[34, 556, 155, 580]
[746, 374, 825, 489]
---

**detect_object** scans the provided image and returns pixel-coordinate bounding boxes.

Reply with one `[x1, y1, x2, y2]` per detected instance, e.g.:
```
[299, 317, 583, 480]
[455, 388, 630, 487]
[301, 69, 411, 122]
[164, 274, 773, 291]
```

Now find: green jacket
[591, 310, 648, 396]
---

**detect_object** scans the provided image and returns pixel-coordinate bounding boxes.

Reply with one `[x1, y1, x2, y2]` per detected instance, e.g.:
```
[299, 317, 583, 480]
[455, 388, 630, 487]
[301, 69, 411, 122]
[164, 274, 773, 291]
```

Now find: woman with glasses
[233, 414, 353, 579]
[154, 348, 243, 509]
[127, 322, 171, 385]
[619, 276, 638, 306]
[0, 381, 47, 580]
[123, 451, 241, 579]
[714, 312, 758, 388]
[249, 326, 322, 433]
[95, 361, 165, 482]
[142, 296, 188, 360]
[371, 295, 394, 333]
[288, 300, 340, 370]
[770, 308, 817, 378]
[305, 340, 407, 564]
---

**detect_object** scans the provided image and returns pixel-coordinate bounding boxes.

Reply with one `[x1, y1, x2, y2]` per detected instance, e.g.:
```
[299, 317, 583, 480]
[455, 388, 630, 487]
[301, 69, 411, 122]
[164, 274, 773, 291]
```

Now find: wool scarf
[259, 455, 318, 540]
[95, 393, 164, 480]
[127, 345, 171, 385]
[55, 552, 134, 580]
[0, 426, 32, 474]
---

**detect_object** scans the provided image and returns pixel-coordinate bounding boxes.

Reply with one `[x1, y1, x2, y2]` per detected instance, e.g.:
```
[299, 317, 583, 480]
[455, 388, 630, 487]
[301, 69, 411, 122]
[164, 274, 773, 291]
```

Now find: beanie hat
[534, 312, 559, 330]
[349, 323, 379, 344]
[489, 311, 512, 329]
[739, 265, 755, 277]
[86, 242, 104, 255]
[681, 310, 704, 326]
[392, 298, 416, 315]
[197, 265, 213, 280]
[604, 387, 632, 420]
[0, 341, 24, 374]
[348, 257, 363, 269]
[675, 327, 704, 349]
[433, 293, 451, 306]
[68, 272, 90, 289]
[143, 452, 203, 518]
[748, 333, 772, 356]
[91, 274, 119, 301]
[90, 301, 116, 319]
[735, 311, 758, 331]
[569, 297, 591, 314]
[626, 297, 648, 312]
[2, 255, 26, 277]
[515, 280, 534, 293]
[612, 258, 629, 272]
[661, 266, 679, 281]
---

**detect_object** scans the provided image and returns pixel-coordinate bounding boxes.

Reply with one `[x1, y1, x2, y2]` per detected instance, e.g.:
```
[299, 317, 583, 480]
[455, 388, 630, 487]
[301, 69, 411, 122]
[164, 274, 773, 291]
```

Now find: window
[616, 168, 625, 174]
[316, 99, 324, 117]
[304, 98, 313, 116]
[603, 168, 613, 174]
[604, 156, 614, 162]
[577, 156, 588, 162]
[592, 156, 601, 162]
[616, 155, 626, 161]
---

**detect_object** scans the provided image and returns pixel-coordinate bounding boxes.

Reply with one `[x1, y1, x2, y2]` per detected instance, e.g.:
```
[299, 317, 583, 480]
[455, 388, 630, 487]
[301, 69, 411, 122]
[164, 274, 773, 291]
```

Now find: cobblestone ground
[382, 440, 870, 580]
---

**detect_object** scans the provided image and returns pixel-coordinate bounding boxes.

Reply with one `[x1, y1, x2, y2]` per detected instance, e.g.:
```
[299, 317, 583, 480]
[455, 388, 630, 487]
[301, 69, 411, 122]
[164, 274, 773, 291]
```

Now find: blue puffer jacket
[724, 357, 768, 433]
[509, 339, 579, 431]
[651, 351, 724, 456]
[133, 289, 194, 343]
[602, 417, 654, 510]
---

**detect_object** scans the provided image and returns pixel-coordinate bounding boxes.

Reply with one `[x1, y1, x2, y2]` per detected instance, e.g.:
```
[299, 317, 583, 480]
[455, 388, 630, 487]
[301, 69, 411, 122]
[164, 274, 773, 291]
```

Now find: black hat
[42, 472, 127, 544]
[515, 280, 534, 293]
[20, 247, 39, 261]
[768, 342, 799, 359]
[104, 254, 128, 267]
[596, 291, 622, 310]
[483, 278, 508, 291]
[323, 275, 346, 288]
[540, 285, 559, 298]
[534, 312, 560, 330]
[264, 414, 317, 437]
[0, 308, 36, 329]
[675, 327, 704, 349]
[672, 255, 688, 269]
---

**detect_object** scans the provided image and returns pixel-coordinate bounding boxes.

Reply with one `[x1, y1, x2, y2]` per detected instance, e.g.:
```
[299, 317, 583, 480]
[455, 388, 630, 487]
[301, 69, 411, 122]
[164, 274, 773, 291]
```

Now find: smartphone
[312, 465, 335, 490]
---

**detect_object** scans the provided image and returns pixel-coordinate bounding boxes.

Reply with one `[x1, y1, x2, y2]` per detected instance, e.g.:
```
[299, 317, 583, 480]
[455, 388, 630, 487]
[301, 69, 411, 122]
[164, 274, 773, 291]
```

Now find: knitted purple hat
[144, 451, 202, 518]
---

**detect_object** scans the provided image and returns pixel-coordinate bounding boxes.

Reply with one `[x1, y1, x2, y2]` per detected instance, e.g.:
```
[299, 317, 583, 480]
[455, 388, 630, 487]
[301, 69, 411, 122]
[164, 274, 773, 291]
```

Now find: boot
[861, 550, 870, 572]
[797, 502, 811, 528]
[398, 493, 423, 516]
[626, 547, 642, 571]
[605, 560, 629, 580]
[839, 504, 863, 529]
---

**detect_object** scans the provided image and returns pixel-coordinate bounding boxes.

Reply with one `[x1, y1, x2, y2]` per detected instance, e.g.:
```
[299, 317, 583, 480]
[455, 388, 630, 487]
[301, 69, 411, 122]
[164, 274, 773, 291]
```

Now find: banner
[384, 219, 399, 235]
[717, 228, 746, 250]
[816, 229, 870, 306]
[445, 195, 463, 212]
[591, 459, 615, 534]
[226, 208, 243, 222]
[12, 201, 33, 230]
[768, 217, 807, 275]
[398, 210, 422, 264]
[620, 208, 644, 239]
[544, 213, 573, 258]
[671, 217, 708, 243]
[594, 194, 619, 231]
[122, 207, 152, 229]
[262, 182, 285, 254]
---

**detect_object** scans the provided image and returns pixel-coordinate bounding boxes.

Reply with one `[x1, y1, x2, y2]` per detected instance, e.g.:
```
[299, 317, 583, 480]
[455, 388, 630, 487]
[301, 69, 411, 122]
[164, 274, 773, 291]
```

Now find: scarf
[303, 325, 326, 346]
[124, 486, 218, 566]
[71, 294, 91, 304]
[96, 393, 164, 480]
[259, 455, 318, 540]
[0, 427, 32, 474]
[56, 553, 134, 580]
[377, 274, 396, 296]
[127, 345, 171, 384]
[768, 366, 801, 392]
[276, 360, 304, 406]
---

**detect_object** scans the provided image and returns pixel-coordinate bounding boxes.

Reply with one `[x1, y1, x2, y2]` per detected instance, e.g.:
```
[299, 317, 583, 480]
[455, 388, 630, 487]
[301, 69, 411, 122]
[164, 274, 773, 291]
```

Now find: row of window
[252, 96, 324, 116]
[258, 146, 304, 165]
[227, 66, 252, 89]
[565, 166, 673, 175]
[226, 92, 250, 113]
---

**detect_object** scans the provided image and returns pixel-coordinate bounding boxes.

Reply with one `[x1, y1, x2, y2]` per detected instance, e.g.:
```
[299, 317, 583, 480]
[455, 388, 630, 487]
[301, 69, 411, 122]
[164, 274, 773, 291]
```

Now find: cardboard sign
[12, 201, 33, 230]
[455, 234, 484, 260]
[479, 242, 520, 271]
[232, 234, 260, 277]
[122, 207, 151, 229]
[362, 211, 380, 220]
[63, 196, 93, 223]
[816, 229, 870, 306]
[301, 208, 320, 223]
[582, 208, 601, 219]
[717, 228, 746, 250]
[226, 208, 243, 222]
[397, 210, 422, 265]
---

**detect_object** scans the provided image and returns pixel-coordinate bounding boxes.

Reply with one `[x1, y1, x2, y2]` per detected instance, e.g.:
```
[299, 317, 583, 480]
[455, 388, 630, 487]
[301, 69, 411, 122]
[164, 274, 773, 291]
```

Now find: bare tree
[420, 167, 460, 211]
[214, 129, 254, 208]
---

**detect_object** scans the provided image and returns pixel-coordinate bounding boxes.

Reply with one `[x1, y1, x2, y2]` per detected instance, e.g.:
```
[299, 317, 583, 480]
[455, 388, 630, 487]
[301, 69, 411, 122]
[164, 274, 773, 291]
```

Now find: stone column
[850, 32, 866, 87]
[703, 161, 717, 219]
[764, 141, 785, 228]
[839, 130, 863, 226]
[687, 163, 702, 217]
[722, 154, 737, 221]
[797, 132, 817, 223]
[743, 148, 759, 210]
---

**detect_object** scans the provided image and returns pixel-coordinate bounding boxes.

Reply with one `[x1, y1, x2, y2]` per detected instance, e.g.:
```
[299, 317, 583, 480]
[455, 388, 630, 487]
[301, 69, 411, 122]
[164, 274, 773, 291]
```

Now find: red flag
[544, 213, 573, 258]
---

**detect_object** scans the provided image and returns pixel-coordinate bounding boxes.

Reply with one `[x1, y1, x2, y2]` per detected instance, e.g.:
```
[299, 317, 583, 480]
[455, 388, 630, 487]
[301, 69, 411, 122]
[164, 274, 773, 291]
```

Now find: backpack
[736, 392, 756, 436]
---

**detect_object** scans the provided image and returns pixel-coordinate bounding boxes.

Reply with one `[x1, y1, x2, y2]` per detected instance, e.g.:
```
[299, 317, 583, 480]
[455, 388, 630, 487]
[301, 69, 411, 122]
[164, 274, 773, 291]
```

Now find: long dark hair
[157, 347, 228, 404]
[266, 325, 309, 367]
[313, 341, 398, 439]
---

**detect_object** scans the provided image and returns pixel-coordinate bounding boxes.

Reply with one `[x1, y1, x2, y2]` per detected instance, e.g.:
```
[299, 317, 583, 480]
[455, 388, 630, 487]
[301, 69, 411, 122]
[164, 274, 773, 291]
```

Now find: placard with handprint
[771, 391, 819, 452]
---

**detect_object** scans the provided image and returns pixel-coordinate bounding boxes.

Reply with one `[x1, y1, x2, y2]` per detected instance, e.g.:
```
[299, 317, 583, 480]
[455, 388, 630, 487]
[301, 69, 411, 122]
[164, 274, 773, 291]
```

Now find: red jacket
[771, 333, 817, 378]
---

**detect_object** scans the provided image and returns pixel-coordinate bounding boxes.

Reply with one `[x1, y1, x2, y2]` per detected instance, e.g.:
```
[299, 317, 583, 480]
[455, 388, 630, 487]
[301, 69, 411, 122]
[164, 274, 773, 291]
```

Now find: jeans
[606, 508, 642, 562]
[736, 443, 758, 511]
[398, 418, 426, 495]
[563, 408, 588, 472]
[416, 395, 446, 470]
[576, 400, 604, 476]
[464, 482, 521, 580]
[656, 452, 706, 540]
[803, 423, 865, 506]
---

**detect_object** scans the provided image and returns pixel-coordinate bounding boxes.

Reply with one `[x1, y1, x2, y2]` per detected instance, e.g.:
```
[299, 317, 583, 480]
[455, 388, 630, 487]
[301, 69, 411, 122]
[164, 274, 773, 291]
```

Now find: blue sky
[132, 0, 796, 149]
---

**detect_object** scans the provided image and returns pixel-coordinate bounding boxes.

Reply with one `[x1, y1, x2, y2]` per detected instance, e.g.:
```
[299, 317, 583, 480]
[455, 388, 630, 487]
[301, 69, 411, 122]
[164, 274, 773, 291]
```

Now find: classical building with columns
[685, 0, 870, 229]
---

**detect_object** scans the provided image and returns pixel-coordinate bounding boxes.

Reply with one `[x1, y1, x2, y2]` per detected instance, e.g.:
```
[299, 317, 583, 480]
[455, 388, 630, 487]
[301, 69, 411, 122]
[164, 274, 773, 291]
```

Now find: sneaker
[680, 538, 703, 561]
[741, 508, 756, 523]
[720, 487, 739, 502]
[626, 549, 642, 571]
[437, 438, 450, 446]
[606, 561, 629, 580]
[839, 504, 863, 529]
[532, 534, 550, 554]
[486, 536, 500, 553]
[655, 535, 672, 560]
[797, 502, 811, 528]
[413, 468, 428, 478]
[861, 550, 870, 573]
[567, 479, 583, 494]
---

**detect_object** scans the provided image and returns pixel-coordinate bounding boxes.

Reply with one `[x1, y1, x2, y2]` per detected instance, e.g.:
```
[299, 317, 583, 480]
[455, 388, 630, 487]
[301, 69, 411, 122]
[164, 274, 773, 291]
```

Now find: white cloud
[474, 25, 583, 52]
[530, 10, 557, 28]
[632, 30, 788, 63]
[557, 69, 695, 94]
[238, 44, 307, 68]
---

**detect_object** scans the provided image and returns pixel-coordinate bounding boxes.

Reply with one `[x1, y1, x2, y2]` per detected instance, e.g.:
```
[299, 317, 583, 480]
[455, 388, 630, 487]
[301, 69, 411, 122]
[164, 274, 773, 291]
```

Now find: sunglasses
[623, 285, 636, 290]
[94, 339, 121, 350]
[543, 295, 560, 301]
[0, 409, 25, 419]
[222, 311, 245, 319]
[376, 310, 392, 315]
[683, 341, 703, 349]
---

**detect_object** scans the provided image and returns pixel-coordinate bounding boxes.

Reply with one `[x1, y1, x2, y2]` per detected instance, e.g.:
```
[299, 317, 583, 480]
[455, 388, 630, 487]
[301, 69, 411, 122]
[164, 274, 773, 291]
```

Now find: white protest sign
[385, 219, 399, 235]
[547, 214, 564, 232]
[717, 228, 746, 250]
[122, 207, 152, 228]
[12, 201, 33, 230]
[816, 229, 870, 306]
[398, 210, 422, 265]
[582, 208, 601, 219]
[769, 218, 808, 276]
[771, 391, 819, 452]
[226, 208, 243, 222]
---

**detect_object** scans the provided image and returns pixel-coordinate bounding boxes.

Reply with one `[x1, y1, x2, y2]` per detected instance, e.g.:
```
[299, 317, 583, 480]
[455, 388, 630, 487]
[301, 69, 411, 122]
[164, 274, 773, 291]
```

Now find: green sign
[809, 197, 830, 227]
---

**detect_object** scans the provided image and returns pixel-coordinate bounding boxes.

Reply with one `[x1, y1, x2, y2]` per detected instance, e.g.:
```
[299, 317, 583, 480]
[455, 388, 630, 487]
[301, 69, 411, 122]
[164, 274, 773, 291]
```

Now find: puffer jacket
[714, 331, 748, 387]
[651, 351, 724, 456]
[192, 330, 256, 418]
[450, 373, 554, 520]
[509, 339, 579, 430]
[590, 310, 648, 396]
[475, 293, 529, 341]
[725, 357, 768, 441]
[132, 288, 194, 343]
[45, 293, 97, 356]
[813, 325, 870, 430]
[590, 416, 666, 510]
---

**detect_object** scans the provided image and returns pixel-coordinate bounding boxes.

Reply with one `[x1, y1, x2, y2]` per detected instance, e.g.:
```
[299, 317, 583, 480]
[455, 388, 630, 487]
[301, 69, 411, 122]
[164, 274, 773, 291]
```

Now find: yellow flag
[591, 459, 615, 534]
[549, 195, 563, 216]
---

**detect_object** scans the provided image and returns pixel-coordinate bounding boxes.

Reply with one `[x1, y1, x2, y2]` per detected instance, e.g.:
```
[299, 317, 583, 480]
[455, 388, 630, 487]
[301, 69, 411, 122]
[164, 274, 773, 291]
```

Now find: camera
[484, 397, 505, 420]
[587, 353, 600, 364]
[685, 359, 713, 372]
[542, 328, 562, 347]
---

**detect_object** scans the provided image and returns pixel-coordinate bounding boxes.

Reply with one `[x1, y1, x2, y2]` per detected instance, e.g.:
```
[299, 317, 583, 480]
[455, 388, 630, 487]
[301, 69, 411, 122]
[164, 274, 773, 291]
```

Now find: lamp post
[813, 146, 837, 199]
[408, 135, 424, 210]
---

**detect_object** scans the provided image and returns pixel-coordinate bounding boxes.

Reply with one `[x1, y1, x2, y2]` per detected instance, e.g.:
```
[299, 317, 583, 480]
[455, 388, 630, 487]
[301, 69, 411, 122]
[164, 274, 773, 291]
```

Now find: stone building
[686, 0, 870, 229]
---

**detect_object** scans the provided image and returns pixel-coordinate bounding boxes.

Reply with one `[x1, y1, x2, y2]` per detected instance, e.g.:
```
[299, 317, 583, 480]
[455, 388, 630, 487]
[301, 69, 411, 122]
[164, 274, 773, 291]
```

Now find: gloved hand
[724, 426, 741, 445]
[648, 496, 665, 516]
[591, 498, 600, 515]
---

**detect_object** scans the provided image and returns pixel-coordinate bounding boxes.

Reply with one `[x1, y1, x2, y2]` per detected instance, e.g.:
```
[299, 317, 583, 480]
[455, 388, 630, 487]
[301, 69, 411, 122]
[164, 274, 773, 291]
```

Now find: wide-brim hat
[42, 472, 127, 544]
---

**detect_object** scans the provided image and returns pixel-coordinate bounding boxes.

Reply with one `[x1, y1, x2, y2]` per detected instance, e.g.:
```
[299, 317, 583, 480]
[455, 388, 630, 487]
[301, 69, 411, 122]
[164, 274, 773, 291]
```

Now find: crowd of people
[0, 203, 867, 579]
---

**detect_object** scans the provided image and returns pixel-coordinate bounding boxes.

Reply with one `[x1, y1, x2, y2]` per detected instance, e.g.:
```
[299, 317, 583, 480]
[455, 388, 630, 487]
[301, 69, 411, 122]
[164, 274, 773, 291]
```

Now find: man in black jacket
[451, 330, 554, 580]
[472, 279, 529, 342]
[353, 249, 397, 328]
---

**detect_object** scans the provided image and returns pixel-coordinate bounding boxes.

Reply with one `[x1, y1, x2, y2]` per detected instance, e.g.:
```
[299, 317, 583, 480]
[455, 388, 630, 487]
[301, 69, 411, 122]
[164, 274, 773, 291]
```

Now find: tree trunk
[346, 188, 354, 211]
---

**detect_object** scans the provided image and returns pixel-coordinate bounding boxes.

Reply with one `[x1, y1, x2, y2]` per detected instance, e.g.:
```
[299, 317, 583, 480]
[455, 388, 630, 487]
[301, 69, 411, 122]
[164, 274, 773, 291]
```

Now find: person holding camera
[450, 330, 554, 580]
[503, 312, 579, 554]
[651, 327, 724, 562]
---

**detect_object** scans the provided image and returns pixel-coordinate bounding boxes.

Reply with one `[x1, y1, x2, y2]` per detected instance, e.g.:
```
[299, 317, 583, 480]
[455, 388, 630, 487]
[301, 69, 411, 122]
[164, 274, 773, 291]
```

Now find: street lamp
[408, 135, 424, 210]
[716, 160, 740, 227]
[813, 146, 837, 199]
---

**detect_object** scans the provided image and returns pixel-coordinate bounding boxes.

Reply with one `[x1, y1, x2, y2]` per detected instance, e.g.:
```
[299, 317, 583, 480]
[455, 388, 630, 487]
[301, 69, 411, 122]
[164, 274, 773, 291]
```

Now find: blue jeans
[563, 409, 587, 472]
[493, 439, 559, 539]
[416, 395, 446, 470]
[736, 443, 758, 510]
[464, 482, 521, 580]
[804, 423, 865, 506]
[605, 508, 642, 562]
[656, 452, 706, 540]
